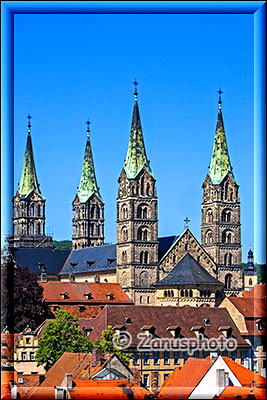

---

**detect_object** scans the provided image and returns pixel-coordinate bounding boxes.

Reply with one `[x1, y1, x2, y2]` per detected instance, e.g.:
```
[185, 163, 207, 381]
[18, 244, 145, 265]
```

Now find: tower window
[91, 205, 95, 219]
[225, 273, 233, 289]
[121, 227, 128, 241]
[122, 251, 127, 263]
[249, 278, 253, 286]
[30, 222, 34, 235]
[30, 204, 34, 217]
[222, 209, 231, 222]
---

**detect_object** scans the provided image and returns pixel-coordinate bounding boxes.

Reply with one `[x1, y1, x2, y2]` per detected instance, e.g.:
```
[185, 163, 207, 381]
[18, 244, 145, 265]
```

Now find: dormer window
[203, 319, 211, 326]
[87, 261, 95, 268]
[106, 293, 114, 300]
[38, 263, 46, 272]
[256, 319, 263, 331]
[125, 317, 132, 324]
[167, 326, 182, 338]
[218, 326, 233, 338]
[84, 292, 93, 300]
[70, 263, 78, 269]
[107, 259, 116, 265]
[61, 292, 69, 299]
[191, 326, 205, 338]
[141, 325, 156, 337]
[79, 306, 86, 312]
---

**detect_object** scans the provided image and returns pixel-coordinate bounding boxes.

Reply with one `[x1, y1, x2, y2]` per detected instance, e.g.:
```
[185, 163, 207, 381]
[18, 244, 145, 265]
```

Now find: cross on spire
[184, 217, 190, 228]
[27, 113, 32, 133]
[217, 87, 223, 108]
[133, 78, 139, 101]
[86, 119, 91, 138]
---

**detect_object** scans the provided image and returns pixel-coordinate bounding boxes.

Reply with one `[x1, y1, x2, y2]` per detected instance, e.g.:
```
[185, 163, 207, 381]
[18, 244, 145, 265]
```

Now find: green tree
[35, 310, 93, 370]
[94, 325, 131, 365]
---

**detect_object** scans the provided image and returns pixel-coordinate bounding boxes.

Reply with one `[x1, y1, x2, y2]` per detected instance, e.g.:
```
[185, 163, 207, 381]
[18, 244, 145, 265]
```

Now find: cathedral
[7, 84, 244, 306]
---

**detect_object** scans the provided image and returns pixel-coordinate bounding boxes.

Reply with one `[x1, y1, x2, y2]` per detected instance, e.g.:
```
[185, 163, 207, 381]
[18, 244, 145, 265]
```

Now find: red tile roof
[86, 305, 249, 347]
[0, 368, 17, 399]
[40, 282, 132, 304]
[158, 358, 211, 399]
[217, 386, 266, 399]
[242, 284, 266, 299]
[70, 382, 151, 399]
[222, 357, 266, 387]
[48, 304, 103, 319]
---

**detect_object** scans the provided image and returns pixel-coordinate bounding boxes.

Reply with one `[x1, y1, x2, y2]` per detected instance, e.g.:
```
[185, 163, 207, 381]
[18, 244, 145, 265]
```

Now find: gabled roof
[158, 358, 211, 399]
[60, 236, 176, 276]
[76, 125, 103, 203]
[18, 121, 43, 198]
[87, 305, 248, 347]
[40, 282, 132, 304]
[217, 386, 266, 399]
[222, 356, 266, 387]
[123, 92, 154, 179]
[208, 101, 235, 185]
[13, 248, 70, 275]
[59, 245, 117, 275]
[155, 253, 223, 286]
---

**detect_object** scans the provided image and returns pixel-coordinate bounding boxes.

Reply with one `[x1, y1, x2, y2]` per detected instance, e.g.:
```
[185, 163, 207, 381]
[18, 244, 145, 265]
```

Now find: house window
[26, 337, 30, 344]
[143, 374, 149, 387]
[30, 352, 35, 361]
[133, 352, 139, 365]
[153, 351, 160, 365]
[143, 352, 150, 365]
[230, 351, 237, 360]
[22, 352, 27, 361]
[174, 351, 180, 364]
[164, 351, 170, 365]
[164, 374, 170, 381]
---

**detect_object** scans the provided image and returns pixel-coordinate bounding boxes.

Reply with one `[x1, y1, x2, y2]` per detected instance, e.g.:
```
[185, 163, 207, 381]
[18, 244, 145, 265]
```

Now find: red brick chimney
[91, 349, 103, 367]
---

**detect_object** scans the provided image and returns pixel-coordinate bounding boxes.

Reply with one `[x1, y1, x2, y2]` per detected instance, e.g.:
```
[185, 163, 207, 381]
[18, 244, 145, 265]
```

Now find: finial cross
[27, 113, 32, 131]
[217, 87, 223, 106]
[86, 119, 91, 137]
[133, 78, 139, 99]
[184, 217, 190, 227]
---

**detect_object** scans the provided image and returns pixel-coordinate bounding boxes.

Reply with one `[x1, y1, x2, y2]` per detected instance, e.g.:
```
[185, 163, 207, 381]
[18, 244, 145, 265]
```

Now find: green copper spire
[208, 89, 235, 184]
[18, 115, 43, 197]
[77, 121, 103, 203]
[123, 80, 154, 179]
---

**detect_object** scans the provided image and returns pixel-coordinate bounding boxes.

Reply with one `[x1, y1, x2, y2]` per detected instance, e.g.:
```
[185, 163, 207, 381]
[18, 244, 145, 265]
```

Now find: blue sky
[13, 13, 254, 262]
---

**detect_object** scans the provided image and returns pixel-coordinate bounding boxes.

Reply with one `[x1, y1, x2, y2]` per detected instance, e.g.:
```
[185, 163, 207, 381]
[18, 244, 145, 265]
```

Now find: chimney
[61, 373, 73, 390]
[54, 386, 66, 399]
[92, 349, 103, 367]
[251, 380, 256, 390]
[150, 371, 159, 395]
[131, 367, 141, 386]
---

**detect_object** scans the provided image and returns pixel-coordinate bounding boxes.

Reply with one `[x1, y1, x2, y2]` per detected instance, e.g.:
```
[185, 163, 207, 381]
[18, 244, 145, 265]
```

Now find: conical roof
[123, 92, 154, 179]
[77, 125, 103, 203]
[18, 120, 43, 198]
[208, 101, 235, 184]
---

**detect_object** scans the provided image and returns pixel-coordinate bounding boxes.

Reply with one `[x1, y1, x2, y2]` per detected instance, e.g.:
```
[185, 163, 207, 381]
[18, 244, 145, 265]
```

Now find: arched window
[122, 205, 128, 219]
[140, 271, 149, 286]
[225, 274, 233, 289]
[91, 223, 95, 236]
[189, 289, 193, 297]
[147, 296, 150, 304]
[140, 177, 144, 195]
[137, 227, 148, 241]
[30, 204, 34, 217]
[95, 206, 100, 219]
[140, 296, 143, 304]
[227, 232, 232, 243]
[205, 230, 213, 244]
[249, 278, 253, 286]
[142, 207, 148, 219]
[14, 223, 17, 235]
[185, 243, 189, 251]
[171, 290, 174, 297]
[164, 290, 167, 297]
[185, 289, 188, 297]
[222, 209, 231, 222]
[224, 253, 232, 266]
[30, 222, 34, 235]
[180, 289, 184, 297]
[206, 209, 213, 223]
[37, 223, 41, 235]
[144, 251, 149, 264]
[91, 205, 95, 219]
[207, 290, 211, 297]
[122, 251, 127, 263]
[140, 251, 144, 264]
[200, 290, 203, 297]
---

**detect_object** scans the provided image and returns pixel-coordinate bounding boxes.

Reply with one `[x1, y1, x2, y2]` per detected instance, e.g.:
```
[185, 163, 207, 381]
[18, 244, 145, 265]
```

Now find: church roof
[77, 123, 103, 203]
[13, 248, 70, 275]
[60, 236, 175, 276]
[155, 253, 223, 287]
[18, 118, 43, 198]
[208, 96, 236, 185]
[123, 89, 154, 179]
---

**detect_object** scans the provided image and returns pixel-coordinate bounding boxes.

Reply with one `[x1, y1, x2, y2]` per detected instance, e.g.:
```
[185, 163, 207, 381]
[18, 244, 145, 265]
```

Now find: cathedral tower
[116, 82, 159, 304]
[9, 115, 53, 248]
[72, 121, 104, 249]
[201, 90, 242, 294]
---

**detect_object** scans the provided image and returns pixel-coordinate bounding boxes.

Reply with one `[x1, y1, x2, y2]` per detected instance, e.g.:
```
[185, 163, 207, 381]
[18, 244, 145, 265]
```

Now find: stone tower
[8, 115, 53, 248]
[116, 82, 159, 304]
[72, 121, 104, 249]
[201, 90, 242, 294]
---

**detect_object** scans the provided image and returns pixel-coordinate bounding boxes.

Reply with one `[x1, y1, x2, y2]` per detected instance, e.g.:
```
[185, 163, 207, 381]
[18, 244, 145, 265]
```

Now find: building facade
[72, 122, 104, 249]
[201, 92, 242, 295]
